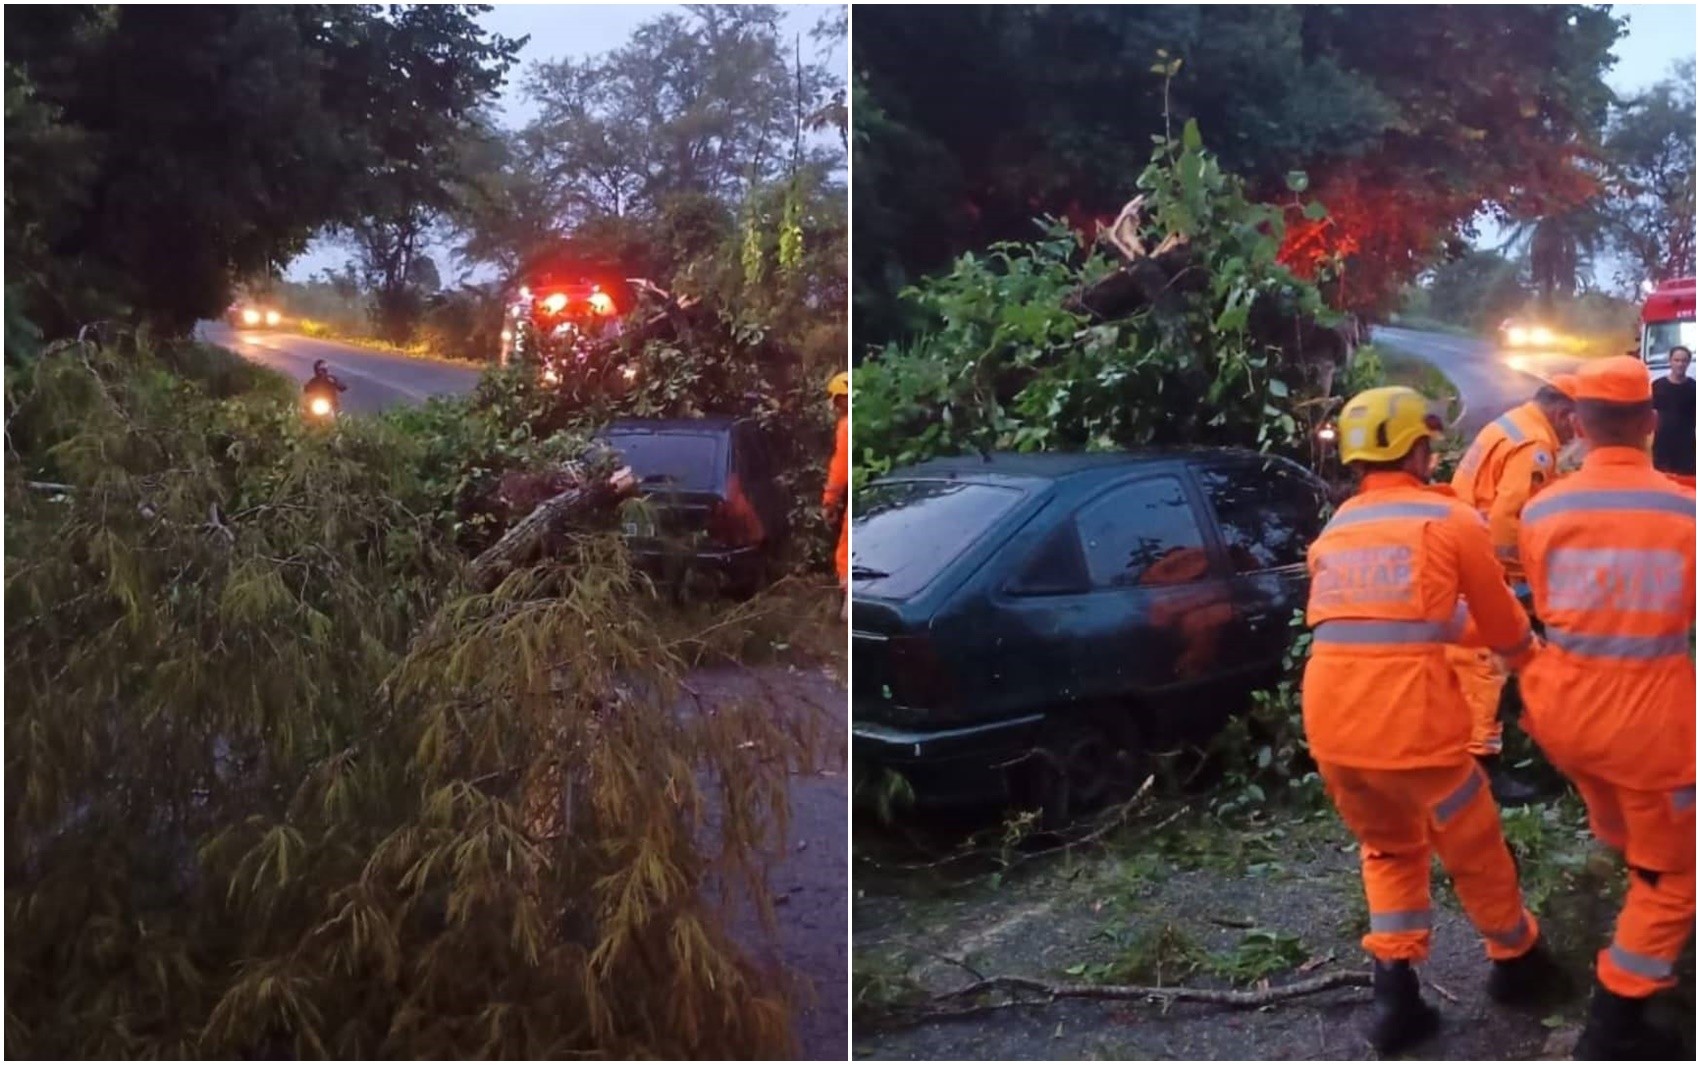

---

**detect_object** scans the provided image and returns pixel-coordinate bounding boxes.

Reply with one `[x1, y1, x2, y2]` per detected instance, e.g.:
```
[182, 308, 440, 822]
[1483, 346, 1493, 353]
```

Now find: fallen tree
[4, 336, 814, 1058]
[853, 120, 1363, 484]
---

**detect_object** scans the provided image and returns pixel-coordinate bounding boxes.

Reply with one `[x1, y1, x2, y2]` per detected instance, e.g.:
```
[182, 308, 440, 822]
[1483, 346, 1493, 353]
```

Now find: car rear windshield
[852, 479, 1026, 599]
[600, 430, 724, 491]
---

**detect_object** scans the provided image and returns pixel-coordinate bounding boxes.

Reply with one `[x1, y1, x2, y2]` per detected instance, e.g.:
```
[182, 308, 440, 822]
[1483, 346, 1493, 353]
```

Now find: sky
[287, 2, 843, 282]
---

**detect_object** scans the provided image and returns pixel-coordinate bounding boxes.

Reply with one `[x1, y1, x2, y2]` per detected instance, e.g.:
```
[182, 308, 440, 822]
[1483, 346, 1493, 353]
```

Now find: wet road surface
[1372, 326, 1583, 438]
[199, 322, 482, 413]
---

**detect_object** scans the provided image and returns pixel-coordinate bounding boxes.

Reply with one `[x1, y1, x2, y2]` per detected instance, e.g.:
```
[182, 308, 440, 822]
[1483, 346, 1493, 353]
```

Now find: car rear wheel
[1015, 711, 1148, 830]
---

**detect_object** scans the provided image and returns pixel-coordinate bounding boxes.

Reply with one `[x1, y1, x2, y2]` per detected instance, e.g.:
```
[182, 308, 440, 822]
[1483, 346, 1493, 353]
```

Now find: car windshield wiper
[850, 565, 890, 580]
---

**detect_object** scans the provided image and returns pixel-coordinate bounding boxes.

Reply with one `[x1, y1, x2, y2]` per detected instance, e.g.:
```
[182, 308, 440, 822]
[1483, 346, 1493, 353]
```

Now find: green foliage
[1214, 614, 1324, 818]
[854, 128, 1335, 482]
[4, 6, 521, 337]
[1071, 922, 1205, 986]
[1601, 59, 1697, 285]
[5, 338, 812, 1057]
[854, 5, 1624, 338]
[1208, 929, 1309, 984]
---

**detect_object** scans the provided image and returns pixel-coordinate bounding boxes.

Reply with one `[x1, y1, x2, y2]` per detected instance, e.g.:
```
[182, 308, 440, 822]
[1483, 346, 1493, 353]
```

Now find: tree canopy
[3, 4, 522, 336]
[854, 4, 1624, 344]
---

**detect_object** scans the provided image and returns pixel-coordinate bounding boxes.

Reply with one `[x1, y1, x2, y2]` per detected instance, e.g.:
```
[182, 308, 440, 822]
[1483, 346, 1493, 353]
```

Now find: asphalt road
[1372, 325, 1584, 438]
[198, 322, 482, 413]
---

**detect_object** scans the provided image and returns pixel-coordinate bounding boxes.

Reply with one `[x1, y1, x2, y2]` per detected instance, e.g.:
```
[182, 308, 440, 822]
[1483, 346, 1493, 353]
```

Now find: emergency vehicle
[1637, 276, 1695, 370]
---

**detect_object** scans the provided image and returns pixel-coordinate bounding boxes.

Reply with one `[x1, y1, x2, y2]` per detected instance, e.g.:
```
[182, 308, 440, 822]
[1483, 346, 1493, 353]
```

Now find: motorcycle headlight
[310, 397, 332, 416]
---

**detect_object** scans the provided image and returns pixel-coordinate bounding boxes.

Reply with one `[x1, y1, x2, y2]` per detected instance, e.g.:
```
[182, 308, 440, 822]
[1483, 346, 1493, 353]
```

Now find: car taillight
[707, 491, 758, 548]
[887, 633, 955, 710]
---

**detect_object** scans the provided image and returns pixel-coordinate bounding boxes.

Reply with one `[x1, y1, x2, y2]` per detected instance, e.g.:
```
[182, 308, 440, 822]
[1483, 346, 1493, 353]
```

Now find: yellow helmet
[827, 371, 850, 397]
[1336, 386, 1443, 464]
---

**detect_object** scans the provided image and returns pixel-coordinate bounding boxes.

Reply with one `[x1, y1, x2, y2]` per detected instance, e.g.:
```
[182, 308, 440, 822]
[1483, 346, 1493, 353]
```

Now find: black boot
[1477, 754, 1545, 806]
[1366, 958, 1440, 1055]
[1572, 981, 1647, 1060]
[1486, 937, 1574, 1006]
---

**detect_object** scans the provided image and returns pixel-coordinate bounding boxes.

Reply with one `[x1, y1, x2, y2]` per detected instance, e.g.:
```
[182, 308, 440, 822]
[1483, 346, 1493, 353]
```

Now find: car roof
[885, 447, 1288, 484]
[603, 416, 742, 433]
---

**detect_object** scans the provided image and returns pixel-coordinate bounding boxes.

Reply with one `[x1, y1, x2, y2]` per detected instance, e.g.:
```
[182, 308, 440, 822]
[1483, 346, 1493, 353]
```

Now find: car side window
[1072, 476, 1209, 589]
[1007, 523, 1089, 596]
[1196, 459, 1328, 573]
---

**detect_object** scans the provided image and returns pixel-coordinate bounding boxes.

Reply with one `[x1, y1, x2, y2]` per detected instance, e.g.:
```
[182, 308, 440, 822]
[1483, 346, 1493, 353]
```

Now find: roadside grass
[294, 317, 492, 369]
[1384, 313, 1477, 338]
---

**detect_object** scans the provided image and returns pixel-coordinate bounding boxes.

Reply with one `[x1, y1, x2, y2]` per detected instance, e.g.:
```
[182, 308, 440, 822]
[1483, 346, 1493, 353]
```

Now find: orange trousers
[1319, 760, 1539, 963]
[1446, 646, 1507, 756]
[1560, 768, 1696, 998]
[835, 510, 848, 586]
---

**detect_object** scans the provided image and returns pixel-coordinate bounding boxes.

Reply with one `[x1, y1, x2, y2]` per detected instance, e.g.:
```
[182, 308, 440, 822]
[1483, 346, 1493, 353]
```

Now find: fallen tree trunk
[470, 465, 638, 591]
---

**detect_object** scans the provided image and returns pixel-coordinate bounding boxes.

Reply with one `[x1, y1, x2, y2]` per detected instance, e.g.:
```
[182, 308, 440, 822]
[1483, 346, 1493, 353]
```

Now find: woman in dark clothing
[1651, 346, 1695, 476]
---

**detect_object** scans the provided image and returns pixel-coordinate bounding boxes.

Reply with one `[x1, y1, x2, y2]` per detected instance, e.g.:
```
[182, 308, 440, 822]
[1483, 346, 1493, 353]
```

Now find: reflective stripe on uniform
[1673, 786, 1696, 813]
[1433, 769, 1485, 825]
[1493, 414, 1526, 444]
[1325, 500, 1455, 532]
[1524, 489, 1697, 525]
[1495, 629, 1534, 659]
[1369, 908, 1432, 934]
[1483, 912, 1533, 949]
[1544, 627, 1690, 660]
[1607, 943, 1674, 980]
[1313, 618, 1459, 646]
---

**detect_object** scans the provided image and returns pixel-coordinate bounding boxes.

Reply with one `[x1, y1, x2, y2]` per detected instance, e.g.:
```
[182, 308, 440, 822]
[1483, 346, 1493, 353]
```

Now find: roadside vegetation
[6, 5, 846, 1058]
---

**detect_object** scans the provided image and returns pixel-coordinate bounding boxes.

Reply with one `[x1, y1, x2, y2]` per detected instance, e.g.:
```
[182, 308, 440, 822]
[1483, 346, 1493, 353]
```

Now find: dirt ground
[852, 797, 1695, 1061]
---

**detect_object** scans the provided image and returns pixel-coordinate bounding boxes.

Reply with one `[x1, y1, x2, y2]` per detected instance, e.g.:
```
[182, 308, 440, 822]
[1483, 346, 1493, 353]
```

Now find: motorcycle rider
[304, 359, 347, 413]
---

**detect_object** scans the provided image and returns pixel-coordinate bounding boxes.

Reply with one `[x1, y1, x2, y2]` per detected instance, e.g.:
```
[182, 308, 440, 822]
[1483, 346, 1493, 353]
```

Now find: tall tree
[3, 5, 521, 336]
[854, 4, 1622, 341]
[1602, 59, 1697, 286]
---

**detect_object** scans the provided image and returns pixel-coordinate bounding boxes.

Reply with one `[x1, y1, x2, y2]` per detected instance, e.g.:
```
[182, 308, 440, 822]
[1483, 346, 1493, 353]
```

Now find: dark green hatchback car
[851, 449, 1330, 819]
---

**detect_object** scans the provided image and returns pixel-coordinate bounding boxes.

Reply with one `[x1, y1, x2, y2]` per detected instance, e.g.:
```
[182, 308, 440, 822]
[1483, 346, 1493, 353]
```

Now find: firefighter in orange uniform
[1445, 376, 1579, 804]
[823, 372, 850, 618]
[1517, 356, 1696, 1059]
[1302, 387, 1566, 1055]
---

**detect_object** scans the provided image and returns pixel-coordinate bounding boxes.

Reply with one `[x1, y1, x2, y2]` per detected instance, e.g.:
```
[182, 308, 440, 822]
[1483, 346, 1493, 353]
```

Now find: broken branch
[934, 968, 1370, 1011]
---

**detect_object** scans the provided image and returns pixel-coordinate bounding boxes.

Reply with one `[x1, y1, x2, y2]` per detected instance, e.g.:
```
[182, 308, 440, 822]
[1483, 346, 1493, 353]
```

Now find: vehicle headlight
[241, 308, 262, 326]
[309, 397, 332, 416]
[264, 310, 281, 326]
[1506, 326, 1530, 346]
[1529, 325, 1555, 346]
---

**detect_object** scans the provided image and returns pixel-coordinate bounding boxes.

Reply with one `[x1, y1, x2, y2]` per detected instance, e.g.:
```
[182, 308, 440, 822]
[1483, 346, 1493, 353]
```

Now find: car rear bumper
[853, 713, 1045, 808]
